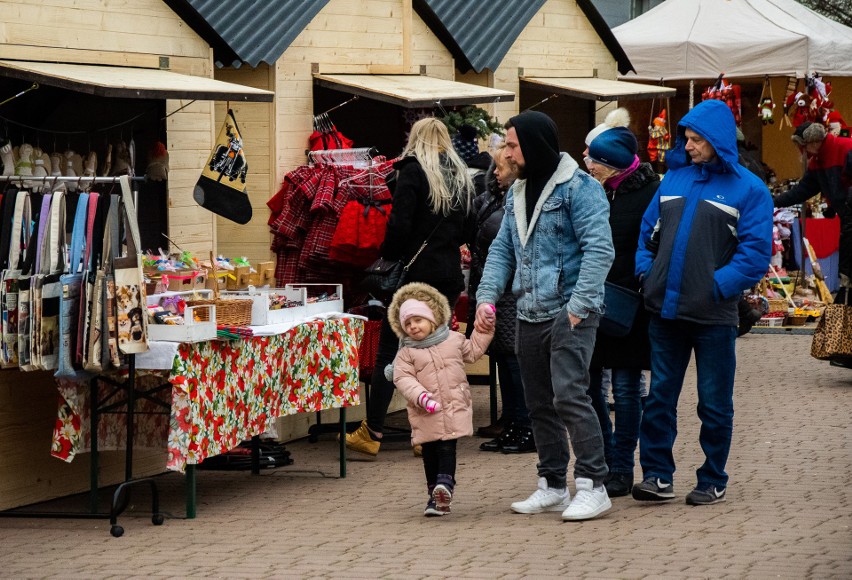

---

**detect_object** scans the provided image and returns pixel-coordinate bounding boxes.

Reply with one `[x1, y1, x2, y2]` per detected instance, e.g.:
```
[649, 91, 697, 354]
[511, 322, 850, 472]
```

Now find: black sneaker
[605, 472, 633, 497]
[632, 477, 675, 501]
[424, 498, 443, 517]
[685, 484, 726, 505]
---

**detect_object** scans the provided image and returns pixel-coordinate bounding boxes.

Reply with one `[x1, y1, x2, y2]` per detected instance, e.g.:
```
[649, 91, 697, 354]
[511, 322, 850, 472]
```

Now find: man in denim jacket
[474, 111, 615, 521]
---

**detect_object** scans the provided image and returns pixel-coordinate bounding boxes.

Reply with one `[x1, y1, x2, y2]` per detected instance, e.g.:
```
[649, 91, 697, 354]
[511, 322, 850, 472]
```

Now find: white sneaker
[562, 477, 612, 521]
[510, 477, 571, 514]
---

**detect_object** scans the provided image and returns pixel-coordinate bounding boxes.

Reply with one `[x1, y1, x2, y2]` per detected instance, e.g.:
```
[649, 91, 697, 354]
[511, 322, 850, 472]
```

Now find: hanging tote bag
[55, 193, 90, 378]
[77, 192, 101, 366]
[599, 281, 643, 338]
[33, 190, 66, 371]
[18, 194, 50, 371]
[85, 196, 118, 372]
[1, 192, 29, 368]
[113, 176, 148, 355]
[811, 292, 852, 360]
[193, 109, 252, 224]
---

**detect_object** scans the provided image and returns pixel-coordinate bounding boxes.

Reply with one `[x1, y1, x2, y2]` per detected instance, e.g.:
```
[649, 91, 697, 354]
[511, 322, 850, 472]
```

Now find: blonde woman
[346, 117, 476, 458]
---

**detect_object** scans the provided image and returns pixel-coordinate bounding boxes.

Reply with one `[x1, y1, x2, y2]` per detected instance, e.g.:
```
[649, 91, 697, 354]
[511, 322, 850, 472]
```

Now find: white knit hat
[585, 107, 631, 146]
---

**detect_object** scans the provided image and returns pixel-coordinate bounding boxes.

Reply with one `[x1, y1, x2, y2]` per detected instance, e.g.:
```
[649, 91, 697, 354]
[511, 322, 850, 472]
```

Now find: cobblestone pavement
[1, 333, 850, 579]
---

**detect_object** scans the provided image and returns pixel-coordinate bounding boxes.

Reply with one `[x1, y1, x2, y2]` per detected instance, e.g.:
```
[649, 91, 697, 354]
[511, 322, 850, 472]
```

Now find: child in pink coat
[387, 282, 493, 516]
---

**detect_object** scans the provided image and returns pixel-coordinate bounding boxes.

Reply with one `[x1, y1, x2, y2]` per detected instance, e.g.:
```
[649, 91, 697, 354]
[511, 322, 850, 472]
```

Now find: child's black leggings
[421, 438, 457, 492]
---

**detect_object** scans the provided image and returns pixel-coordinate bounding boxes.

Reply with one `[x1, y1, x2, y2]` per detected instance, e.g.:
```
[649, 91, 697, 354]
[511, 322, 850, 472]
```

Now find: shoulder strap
[82, 192, 99, 270]
[404, 217, 444, 271]
[67, 193, 90, 275]
[41, 190, 66, 274]
[34, 193, 52, 274]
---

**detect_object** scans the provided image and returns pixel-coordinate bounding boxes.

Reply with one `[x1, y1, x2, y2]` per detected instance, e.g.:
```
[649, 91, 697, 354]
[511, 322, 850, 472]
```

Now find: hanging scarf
[384, 324, 451, 381]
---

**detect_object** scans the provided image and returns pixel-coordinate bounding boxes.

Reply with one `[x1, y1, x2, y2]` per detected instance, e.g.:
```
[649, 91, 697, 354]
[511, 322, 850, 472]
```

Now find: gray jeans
[516, 307, 608, 488]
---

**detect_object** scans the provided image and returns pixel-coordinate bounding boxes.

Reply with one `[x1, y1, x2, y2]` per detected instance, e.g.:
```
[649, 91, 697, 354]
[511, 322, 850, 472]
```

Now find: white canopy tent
[613, 0, 852, 81]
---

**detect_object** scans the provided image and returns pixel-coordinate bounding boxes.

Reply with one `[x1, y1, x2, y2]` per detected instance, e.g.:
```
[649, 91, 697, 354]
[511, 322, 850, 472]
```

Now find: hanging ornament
[647, 108, 670, 163]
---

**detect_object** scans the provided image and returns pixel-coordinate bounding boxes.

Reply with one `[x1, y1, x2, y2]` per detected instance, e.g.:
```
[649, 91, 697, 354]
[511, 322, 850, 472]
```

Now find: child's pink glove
[418, 392, 442, 413]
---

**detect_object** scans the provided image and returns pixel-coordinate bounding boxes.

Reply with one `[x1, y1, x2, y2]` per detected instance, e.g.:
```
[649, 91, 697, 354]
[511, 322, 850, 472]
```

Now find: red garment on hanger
[805, 216, 840, 258]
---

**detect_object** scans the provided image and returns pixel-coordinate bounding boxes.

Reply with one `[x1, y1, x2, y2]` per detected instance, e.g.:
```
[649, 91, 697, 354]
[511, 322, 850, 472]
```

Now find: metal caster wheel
[152, 513, 164, 526]
[110, 525, 124, 538]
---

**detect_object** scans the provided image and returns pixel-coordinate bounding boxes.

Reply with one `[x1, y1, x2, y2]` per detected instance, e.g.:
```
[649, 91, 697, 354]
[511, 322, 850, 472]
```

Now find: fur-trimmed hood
[388, 282, 452, 340]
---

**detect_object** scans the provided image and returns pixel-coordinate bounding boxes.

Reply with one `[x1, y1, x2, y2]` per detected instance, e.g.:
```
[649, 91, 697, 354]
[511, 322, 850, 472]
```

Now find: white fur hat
[585, 107, 631, 146]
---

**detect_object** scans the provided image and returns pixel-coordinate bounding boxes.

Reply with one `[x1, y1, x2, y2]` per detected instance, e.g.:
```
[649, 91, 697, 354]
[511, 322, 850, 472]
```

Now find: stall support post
[339, 407, 347, 478]
[251, 435, 260, 475]
[186, 465, 197, 519]
[89, 377, 100, 513]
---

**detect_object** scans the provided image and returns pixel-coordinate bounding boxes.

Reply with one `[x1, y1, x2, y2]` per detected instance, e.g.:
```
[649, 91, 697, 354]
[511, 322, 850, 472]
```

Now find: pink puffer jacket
[389, 282, 493, 445]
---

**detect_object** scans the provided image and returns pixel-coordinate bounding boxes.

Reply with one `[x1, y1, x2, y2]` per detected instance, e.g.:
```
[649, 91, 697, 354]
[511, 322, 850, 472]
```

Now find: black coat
[466, 159, 517, 354]
[591, 163, 659, 370]
[381, 156, 472, 300]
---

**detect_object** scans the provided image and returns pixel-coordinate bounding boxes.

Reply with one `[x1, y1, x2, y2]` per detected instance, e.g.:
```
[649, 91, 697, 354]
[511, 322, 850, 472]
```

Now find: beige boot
[345, 419, 380, 457]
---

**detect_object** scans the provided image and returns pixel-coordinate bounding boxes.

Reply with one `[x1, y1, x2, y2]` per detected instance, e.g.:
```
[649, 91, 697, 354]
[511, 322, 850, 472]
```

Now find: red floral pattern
[51, 319, 363, 472]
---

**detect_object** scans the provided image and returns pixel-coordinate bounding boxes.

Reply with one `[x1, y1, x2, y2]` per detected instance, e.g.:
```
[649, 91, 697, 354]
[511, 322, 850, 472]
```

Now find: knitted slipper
[0, 139, 13, 177]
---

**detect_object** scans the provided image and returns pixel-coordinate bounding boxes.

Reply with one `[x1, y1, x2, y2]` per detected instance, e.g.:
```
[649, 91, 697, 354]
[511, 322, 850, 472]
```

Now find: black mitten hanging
[193, 109, 252, 224]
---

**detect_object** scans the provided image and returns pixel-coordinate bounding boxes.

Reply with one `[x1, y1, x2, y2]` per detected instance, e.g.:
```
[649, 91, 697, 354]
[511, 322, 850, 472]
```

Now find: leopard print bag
[810, 293, 852, 360]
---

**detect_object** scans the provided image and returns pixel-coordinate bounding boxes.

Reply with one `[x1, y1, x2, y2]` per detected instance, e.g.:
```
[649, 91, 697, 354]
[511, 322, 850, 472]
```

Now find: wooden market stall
[0, 0, 271, 512]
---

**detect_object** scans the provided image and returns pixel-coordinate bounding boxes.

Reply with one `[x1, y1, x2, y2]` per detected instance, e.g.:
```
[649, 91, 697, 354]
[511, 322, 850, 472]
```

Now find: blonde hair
[591, 163, 620, 186]
[402, 117, 474, 216]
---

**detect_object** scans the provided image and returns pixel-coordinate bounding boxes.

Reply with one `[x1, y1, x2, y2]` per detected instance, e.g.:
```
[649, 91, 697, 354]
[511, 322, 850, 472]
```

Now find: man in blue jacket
[475, 111, 615, 521]
[632, 100, 773, 505]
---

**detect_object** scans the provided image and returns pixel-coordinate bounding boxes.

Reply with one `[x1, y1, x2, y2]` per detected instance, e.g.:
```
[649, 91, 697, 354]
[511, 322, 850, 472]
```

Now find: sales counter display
[51, 317, 364, 472]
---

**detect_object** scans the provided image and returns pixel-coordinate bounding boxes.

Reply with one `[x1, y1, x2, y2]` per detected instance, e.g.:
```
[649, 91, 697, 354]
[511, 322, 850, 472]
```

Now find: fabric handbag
[55, 193, 90, 378]
[811, 292, 852, 360]
[193, 109, 252, 224]
[112, 176, 148, 355]
[599, 281, 643, 338]
[33, 190, 66, 371]
[1, 192, 29, 368]
[77, 192, 102, 366]
[84, 196, 119, 372]
[359, 218, 443, 300]
[17, 194, 49, 371]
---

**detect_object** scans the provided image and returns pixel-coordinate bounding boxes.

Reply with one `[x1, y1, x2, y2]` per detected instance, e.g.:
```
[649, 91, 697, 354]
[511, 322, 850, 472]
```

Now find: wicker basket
[187, 297, 253, 326]
[766, 298, 788, 314]
[784, 314, 808, 326]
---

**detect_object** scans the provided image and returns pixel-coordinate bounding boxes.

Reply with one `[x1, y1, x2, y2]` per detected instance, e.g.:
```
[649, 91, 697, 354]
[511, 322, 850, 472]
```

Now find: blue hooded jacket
[635, 100, 773, 325]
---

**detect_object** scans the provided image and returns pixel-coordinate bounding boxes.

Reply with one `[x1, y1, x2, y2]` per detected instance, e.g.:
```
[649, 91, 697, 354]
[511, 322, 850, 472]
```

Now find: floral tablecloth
[52, 318, 363, 472]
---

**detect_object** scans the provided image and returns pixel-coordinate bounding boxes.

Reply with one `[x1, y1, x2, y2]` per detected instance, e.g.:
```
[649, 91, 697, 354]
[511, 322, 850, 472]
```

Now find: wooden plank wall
[493, 0, 617, 126]
[207, 1, 457, 268]
[213, 65, 275, 264]
[0, 0, 214, 510]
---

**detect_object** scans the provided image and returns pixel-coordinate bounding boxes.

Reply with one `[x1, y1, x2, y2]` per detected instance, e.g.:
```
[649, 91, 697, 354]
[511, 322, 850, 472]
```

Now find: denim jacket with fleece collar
[476, 153, 614, 323]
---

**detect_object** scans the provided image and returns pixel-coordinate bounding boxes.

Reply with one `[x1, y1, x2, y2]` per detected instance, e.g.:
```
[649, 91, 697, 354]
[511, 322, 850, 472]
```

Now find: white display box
[147, 290, 217, 342]
[285, 283, 344, 317]
[147, 305, 217, 343]
[224, 286, 307, 326]
[146, 289, 213, 307]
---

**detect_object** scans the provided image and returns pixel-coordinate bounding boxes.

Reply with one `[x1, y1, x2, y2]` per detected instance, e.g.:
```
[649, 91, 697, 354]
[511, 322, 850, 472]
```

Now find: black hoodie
[507, 111, 562, 224]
